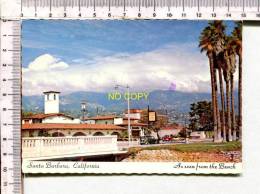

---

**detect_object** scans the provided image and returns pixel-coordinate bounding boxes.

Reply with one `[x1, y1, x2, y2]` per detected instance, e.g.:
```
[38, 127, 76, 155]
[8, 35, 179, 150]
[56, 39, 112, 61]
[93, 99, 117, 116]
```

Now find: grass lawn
[129, 141, 241, 153]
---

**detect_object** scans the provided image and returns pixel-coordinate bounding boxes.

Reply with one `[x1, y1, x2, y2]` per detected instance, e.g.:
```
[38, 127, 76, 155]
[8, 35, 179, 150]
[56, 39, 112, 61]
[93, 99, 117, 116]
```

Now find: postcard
[21, 20, 242, 174]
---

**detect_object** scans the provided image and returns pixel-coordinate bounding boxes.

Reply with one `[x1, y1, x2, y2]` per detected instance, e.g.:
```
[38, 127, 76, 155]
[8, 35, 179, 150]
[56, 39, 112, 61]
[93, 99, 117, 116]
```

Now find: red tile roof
[117, 121, 148, 127]
[22, 123, 126, 130]
[84, 115, 118, 120]
[124, 109, 143, 114]
[23, 113, 74, 120]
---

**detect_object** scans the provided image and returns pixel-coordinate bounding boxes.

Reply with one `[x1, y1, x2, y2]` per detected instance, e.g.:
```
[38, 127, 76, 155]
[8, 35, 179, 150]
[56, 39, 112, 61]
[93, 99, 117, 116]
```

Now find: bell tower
[43, 91, 60, 114]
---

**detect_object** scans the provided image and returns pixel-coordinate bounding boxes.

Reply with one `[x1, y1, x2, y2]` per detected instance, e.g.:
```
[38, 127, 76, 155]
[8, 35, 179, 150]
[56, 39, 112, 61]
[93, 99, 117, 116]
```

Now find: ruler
[20, 0, 260, 20]
[0, 19, 22, 194]
[0, 1, 259, 194]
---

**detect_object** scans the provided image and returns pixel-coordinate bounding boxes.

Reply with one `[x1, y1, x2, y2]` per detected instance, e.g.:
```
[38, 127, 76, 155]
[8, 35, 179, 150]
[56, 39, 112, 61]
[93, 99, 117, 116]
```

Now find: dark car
[140, 136, 157, 145]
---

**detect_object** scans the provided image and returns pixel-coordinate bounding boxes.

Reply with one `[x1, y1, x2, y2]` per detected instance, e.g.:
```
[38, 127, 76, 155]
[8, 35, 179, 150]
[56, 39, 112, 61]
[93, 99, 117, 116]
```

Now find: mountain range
[22, 90, 238, 117]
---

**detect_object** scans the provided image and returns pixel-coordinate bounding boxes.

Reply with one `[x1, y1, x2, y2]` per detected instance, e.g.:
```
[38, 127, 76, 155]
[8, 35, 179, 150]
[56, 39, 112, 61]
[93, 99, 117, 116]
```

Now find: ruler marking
[7, 35, 20, 37]
[50, 0, 52, 15]
[78, 0, 81, 12]
[35, 0, 37, 15]
[1, 20, 22, 194]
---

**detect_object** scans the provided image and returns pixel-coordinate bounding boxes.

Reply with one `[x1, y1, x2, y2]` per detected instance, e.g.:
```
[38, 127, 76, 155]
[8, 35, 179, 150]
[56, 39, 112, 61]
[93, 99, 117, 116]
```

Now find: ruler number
[138, 13, 141, 17]
[197, 13, 202, 18]
[93, 13, 96, 17]
[182, 13, 187, 17]
[3, 167, 7, 172]
[211, 13, 216, 18]
[2, 49, 7, 52]
[108, 13, 111, 17]
[226, 13, 232, 17]
[167, 13, 172, 17]
[241, 13, 246, 18]
[257, 13, 260, 17]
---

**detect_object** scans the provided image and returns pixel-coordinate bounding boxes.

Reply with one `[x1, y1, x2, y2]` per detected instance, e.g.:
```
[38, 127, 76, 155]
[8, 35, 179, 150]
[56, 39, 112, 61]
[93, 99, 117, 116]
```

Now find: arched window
[111, 132, 120, 137]
[93, 131, 104, 136]
[38, 130, 50, 137]
[52, 132, 65, 137]
[73, 132, 86, 136]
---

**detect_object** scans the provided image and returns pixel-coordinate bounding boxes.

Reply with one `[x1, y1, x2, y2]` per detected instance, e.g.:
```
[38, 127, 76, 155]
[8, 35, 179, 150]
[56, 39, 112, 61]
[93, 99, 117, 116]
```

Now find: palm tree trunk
[208, 53, 218, 142]
[238, 52, 242, 142]
[218, 68, 226, 142]
[214, 68, 221, 141]
[231, 74, 237, 141]
[226, 80, 232, 141]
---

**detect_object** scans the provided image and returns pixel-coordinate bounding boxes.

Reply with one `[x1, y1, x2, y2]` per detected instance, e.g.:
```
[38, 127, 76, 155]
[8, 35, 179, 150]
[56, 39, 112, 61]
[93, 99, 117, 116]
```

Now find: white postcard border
[23, 161, 242, 174]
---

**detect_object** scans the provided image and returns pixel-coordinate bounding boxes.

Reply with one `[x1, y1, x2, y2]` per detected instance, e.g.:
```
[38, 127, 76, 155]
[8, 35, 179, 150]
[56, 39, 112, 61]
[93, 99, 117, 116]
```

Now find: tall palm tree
[199, 25, 219, 142]
[212, 21, 227, 142]
[231, 22, 242, 141]
[223, 49, 232, 141]
[216, 57, 226, 142]
[223, 37, 237, 142]
[199, 21, 226, 142]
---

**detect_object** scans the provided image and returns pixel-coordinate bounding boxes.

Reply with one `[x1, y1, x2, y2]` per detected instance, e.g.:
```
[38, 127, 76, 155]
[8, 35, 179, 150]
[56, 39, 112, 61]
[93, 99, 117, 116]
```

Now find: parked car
[140, 136, 157, 145]
[162, 135, 173, 143]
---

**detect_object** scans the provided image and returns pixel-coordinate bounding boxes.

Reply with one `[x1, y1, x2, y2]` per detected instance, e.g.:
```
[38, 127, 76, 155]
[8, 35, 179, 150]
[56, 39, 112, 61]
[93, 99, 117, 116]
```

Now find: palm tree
[216, 57, 226, 142]
[199, 21, 227, 142]
[231, 62, 237, 141]
[212, 21, 227, 142]
[223, 49, 232, 141]
[223, 36, 237, 142]
[231, 22, 242, 141]
[199, 25, 219, 142]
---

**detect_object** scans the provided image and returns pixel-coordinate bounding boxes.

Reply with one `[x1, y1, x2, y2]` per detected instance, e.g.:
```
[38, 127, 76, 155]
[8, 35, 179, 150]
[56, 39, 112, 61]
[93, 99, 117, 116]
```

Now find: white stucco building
[43, 91, 60, 114]
[22, 91, 128, 138]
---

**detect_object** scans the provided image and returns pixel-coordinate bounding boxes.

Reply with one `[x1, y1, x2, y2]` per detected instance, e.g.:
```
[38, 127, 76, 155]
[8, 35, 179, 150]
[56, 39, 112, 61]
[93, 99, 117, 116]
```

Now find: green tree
[22, 111, 34, 118]
[188, 101, 213, 132]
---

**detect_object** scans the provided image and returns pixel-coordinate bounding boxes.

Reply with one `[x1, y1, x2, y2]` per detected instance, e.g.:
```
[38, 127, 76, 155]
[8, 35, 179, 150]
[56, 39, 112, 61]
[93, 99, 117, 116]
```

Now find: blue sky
[22, 20, 236, 95]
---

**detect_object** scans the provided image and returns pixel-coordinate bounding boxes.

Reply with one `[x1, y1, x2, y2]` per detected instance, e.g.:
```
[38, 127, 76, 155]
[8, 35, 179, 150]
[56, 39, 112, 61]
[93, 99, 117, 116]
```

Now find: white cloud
[27, 54, 69, 71]
[22, 44, 213, 96]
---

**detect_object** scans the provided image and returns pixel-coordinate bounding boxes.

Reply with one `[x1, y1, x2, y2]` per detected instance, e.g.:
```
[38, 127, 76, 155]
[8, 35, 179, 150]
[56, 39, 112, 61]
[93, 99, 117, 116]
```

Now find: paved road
[136, 139, 214, 148]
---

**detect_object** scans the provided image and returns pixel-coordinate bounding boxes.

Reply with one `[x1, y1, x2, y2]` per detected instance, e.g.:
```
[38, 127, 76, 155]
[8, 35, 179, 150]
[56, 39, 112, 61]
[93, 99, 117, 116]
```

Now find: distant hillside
[22, 90, 238, 117]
